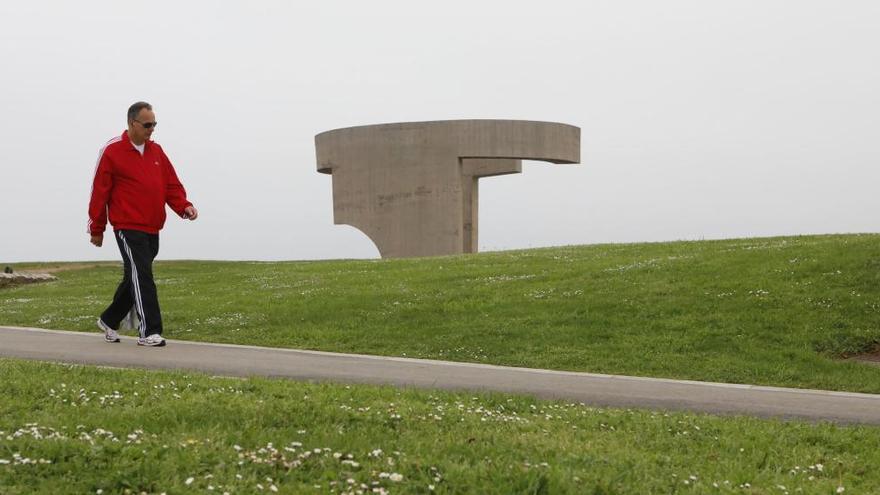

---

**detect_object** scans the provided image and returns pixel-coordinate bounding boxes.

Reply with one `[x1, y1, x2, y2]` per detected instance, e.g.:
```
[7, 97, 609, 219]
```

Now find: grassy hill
[2, 234, 879, 392]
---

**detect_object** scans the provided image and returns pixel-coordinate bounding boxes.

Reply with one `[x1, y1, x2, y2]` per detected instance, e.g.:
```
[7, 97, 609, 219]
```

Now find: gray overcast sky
[1, 1, 878, 262]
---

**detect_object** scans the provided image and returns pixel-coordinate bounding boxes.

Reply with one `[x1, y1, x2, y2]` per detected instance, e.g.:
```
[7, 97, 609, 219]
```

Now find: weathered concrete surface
[0, 272, 56, 288]
[315, 120, 580, 258]
[3, 326, 880, 425]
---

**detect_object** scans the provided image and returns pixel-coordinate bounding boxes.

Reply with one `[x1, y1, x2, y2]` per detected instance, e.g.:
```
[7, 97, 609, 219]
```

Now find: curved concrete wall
[315, 120, 580, 258]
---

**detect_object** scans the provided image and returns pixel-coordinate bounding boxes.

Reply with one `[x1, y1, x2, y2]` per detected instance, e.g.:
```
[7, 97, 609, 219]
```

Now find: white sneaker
[137, 334, 166, 347]
[97, 319, 120, 343]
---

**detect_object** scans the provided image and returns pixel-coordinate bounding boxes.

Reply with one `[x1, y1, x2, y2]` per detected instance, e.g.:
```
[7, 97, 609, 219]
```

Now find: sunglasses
[134, 119, 158, 129]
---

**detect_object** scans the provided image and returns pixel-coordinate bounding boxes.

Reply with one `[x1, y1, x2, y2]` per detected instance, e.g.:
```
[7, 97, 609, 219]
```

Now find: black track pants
[100, 229, 162, 337]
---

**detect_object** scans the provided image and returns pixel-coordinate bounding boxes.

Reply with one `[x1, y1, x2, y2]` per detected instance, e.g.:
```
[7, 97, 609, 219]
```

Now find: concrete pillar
[315, 120, 580, 258]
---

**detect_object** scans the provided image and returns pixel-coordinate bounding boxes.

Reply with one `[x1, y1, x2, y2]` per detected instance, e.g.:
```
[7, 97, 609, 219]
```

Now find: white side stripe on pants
[118, 231, 147, 339]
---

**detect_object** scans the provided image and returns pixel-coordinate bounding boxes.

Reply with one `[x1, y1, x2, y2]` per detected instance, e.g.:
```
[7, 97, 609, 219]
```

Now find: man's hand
[183, 206, 199, 221]
[90, 234, 103, 247]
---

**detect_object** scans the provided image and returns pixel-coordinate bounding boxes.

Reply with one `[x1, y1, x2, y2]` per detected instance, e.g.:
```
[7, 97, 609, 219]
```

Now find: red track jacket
[88, 131, 193, 235]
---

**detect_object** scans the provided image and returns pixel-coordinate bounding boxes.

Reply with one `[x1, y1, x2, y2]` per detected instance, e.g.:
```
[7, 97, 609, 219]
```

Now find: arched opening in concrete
[330, 224, 382, 259]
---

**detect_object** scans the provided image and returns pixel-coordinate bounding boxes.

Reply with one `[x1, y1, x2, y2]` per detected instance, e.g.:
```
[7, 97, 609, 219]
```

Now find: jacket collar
[121, 130, 151, 152]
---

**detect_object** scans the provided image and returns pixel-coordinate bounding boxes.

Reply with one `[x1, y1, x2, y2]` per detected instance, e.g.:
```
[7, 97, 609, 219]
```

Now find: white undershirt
[131, 140, 145, 155]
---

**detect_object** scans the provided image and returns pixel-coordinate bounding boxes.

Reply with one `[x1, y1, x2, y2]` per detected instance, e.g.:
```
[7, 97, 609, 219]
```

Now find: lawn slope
[2, 234, 879, 392]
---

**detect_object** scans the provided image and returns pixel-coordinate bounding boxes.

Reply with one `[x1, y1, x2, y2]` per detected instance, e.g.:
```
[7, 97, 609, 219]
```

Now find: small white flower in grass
[837, 488, 845, 494]
[96, 490, 103, 494]
[428, 485, 435, 491]
[270, 485, 278, 492]
[389, 473, 403, 482]
[185, 477, 194, 485]
[256, 484, 264, 490]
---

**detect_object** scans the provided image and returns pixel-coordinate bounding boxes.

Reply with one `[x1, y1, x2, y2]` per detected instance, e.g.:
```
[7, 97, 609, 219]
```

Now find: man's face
[128, 108, 157, 142]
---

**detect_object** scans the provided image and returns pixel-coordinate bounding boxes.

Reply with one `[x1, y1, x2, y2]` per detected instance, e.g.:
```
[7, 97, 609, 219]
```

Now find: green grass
[2, 234, 880, 393]
[1, 358, 878, 494]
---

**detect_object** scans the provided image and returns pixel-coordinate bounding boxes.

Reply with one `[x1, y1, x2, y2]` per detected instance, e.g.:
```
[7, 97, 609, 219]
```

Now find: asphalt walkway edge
[3, 326, 880, 425]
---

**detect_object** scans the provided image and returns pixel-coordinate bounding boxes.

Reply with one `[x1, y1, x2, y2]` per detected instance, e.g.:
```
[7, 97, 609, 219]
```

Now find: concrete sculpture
[315, 120, 580, 258]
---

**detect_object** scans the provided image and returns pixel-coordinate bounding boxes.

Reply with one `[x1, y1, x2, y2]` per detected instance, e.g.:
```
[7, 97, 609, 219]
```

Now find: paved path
[3, 326, 880, 425]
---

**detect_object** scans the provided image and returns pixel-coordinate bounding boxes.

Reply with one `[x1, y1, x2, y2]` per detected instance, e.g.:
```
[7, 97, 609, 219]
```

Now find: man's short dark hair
[127, 102, 152, 123]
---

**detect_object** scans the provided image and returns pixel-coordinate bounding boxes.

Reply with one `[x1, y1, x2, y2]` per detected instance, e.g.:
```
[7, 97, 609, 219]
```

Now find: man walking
[87, 102, 198, 347]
